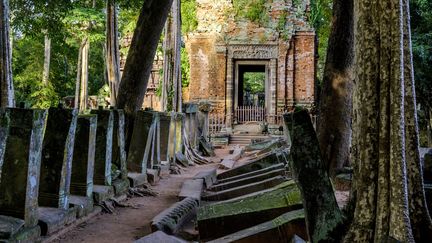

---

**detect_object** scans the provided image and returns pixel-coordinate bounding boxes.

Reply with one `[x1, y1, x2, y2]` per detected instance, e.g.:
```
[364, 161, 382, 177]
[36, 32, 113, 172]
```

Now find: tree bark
[317, 0, 354, 177]
[346, 0, 432, 241]
[172, 0, 182, 112]
[117, 0, 173, 146]
[0, 0, 14, 107]
[79, 38, 90, 111]
[162, 13, 173, 112]
[42, 34, 51, 86]
[106, 0, 121, 107]
[74, 42, 84, 109]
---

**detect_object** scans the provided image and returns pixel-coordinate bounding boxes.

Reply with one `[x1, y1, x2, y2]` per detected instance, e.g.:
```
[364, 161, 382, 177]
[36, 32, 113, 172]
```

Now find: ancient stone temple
[184, 0, 316, 130]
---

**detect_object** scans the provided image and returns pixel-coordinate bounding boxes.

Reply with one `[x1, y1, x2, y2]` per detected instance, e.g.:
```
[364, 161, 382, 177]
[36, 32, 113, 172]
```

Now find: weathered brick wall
[294, 31, 316, 106]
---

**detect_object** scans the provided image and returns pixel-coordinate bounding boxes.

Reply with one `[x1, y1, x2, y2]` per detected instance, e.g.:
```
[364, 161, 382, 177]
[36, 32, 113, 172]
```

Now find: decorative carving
[228, 45, 278, 59]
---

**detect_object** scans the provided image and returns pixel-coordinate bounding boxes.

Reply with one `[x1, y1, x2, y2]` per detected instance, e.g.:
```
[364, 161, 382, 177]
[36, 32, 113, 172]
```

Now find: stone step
[216, 163, 285, 184]
[202, 176, 287, 201]
[134, 231, 188, 243]
[178, 179, 204, 201]
[193, 169, 217, 189]
[208, 169, 286, 192]
[207, 209, 307, 243]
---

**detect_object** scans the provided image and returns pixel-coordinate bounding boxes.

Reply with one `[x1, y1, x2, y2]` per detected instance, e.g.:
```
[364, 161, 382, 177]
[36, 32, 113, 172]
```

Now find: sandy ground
[53, 163, 218, 243]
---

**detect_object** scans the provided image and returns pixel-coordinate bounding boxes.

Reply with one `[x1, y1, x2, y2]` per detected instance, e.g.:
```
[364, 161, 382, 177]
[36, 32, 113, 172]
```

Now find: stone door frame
[226, 44, 278, 131]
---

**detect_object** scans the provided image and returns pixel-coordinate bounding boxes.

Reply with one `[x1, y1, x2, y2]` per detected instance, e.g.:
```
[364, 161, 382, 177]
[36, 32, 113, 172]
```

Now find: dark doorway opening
[238, 64, 266, 107]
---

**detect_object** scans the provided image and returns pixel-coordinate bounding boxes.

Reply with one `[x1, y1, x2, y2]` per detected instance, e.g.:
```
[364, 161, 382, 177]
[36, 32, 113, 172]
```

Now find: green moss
[198, 180, 301, 220]
[233, 0, 270, 26]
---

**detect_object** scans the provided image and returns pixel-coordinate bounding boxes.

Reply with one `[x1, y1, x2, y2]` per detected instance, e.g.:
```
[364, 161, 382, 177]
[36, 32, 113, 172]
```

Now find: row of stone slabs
[141, 147, 307, 242]
[0, 107, 183, 242]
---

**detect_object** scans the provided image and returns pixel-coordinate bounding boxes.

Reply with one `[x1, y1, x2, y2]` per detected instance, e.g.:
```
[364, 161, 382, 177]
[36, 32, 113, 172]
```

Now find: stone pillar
[127, 111, 154, 174]
[159, 112, 171, 163]
[269, 58, 278, 123]
[0, 108, 47, 233]
[198, 101, 211, 142]
[167, 112, 184, 164]
[226, 57, 234, 132]
[39, 108, 78, 210]
[70, 115, 96, 198]
[90, 109, 114, 186]
[112, 110, 127, 181]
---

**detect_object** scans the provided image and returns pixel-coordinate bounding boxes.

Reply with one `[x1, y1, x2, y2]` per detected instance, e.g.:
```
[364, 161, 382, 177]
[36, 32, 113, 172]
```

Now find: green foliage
[181, 47, 190, 87]
[181, 0, 198, 34]
[233, 0, 269, 26]
[309, 0, 333, 84]
[244, 73, 265, 94]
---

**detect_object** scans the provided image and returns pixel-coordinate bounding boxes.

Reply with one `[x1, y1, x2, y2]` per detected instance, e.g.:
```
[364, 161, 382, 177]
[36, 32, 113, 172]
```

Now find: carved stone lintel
[228, 45, 278, 59]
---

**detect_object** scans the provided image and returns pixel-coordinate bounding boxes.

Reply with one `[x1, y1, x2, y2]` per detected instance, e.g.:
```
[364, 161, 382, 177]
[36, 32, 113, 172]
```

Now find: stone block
[112, 178, 130, 197]
[0, 108, 47, 230]
[70, 115, 97, 200]
[93, 185, 114, 204]
[216, 163, 285, 184]
[202, 176, 287, 201]
[151, 198, 199, 235]
[69, 195, 93, 218]
[0, 215, 40, 242]
[208, 169, 286, 192]
[420, 148, 432, 183]
[194, 169, 217, 189]
[147, 169, 159, 186]
[90, 109, 114, 186]
[198, 181, 302, 240]
[39, 108, 78, 209]
[167, 113, 184, 162]
[178, 179, 203, 201]
[112, 110, 128, 181]
[37, 207, 76, 236]
[134, 231, 188, 243]
[128, 173, 147, 188]
[128, 111, 154, 174]
[207, 210, 307, 243]
[159, 112, 171, 163]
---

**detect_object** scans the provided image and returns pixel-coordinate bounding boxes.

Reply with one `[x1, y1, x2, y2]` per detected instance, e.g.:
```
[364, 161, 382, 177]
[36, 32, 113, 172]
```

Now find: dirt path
[53, 163, 218, 243]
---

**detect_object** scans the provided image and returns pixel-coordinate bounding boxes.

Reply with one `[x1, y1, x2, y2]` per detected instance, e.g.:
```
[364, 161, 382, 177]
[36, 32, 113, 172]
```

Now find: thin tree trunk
[79, 38, 89, 111]
[0, 0, 14, 107]
[106, 0, 121, 107]
[74, 42, 84, 109]
[428, 108, 432, 147]
[117, 0, 174, 147]
[346, 0, 432, 241]
[172, 0, 181, 112]
[162, 13, 173, 112]
[317, 0, 354, 178]
[42, 34, 51, 86]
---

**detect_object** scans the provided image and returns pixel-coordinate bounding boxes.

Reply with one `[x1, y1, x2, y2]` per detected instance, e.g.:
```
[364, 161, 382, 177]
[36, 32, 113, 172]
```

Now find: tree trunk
[346, 0, 432, 241]
[106, 0, 121, 107]
[117, 0, 174, 146]
[74, 42, 84, 109]
[172, 0, 182, 112]
[79, 38, 90, 111]
[317, 0, 354, 177]
[42, 34, 51, 86]
[162, 13, 173, 112]
[428, 108, 432, 147]
[0, 0, 14, 107]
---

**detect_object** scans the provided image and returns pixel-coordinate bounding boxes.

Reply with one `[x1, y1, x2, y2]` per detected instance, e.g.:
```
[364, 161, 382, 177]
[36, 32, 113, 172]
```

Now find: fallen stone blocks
[178, 179, 204, 201]
[198, 181, 303, 240]
[0, 108, 47, 242]
[134, 230, 188, 243]
[151, 197, 199, 235]
[207, 209, 307, 243]
[193, 169, 217, 189]
[216, 163, 285, 185]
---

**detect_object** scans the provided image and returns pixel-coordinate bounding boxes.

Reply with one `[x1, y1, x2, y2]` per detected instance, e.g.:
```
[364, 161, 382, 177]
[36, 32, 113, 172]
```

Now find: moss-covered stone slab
[69, 195, 93, 218]
[112, 110, 128, 181]
[167, 113, 184, 163]
[128, 172, 147, 188]
[39, 108, 78, 210]
[217, 163, 285, 184]
[112, 178, 130, 197]
[208, 169, 286, 192]
[93, 185, 115, 204]
[0, 215, 40, 242]
[217, 151, 287, 180]
[70, 115, 96, 200]
[90, 109, 114, 186]
[202, 176, 287, 201]
[198, 181, 302, 240]
[207, 209, 307, 243]
[0, 108, 47, 229]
